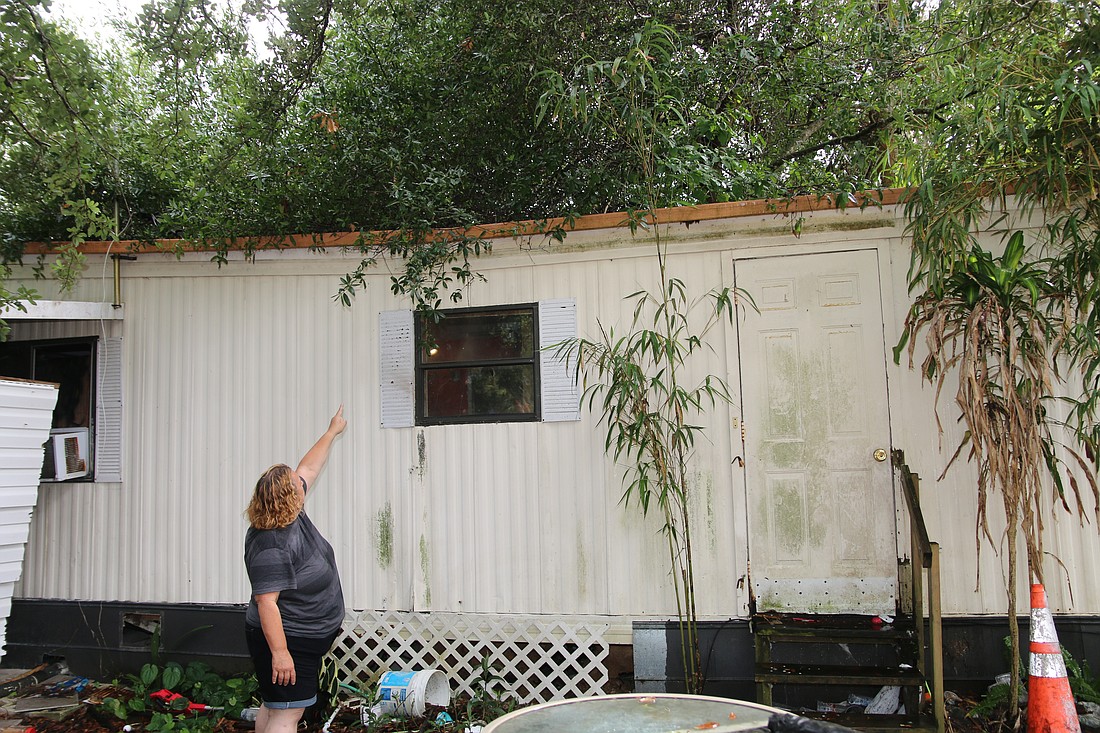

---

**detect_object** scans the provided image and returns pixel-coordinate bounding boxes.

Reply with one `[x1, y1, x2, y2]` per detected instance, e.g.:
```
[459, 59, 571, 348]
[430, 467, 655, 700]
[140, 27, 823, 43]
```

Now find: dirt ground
[20, 701, 466, 733]
[17, 702, 1100, 733]
[10, 684, 1100, 733]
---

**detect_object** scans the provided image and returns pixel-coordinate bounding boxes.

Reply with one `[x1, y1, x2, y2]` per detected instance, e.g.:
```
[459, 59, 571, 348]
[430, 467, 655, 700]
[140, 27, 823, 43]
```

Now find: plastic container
[364, 669, 450, 719]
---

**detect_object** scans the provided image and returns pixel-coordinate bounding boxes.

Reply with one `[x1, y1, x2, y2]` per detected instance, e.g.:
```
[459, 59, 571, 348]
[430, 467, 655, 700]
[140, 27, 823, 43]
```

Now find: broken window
[0, 336, 122, 482]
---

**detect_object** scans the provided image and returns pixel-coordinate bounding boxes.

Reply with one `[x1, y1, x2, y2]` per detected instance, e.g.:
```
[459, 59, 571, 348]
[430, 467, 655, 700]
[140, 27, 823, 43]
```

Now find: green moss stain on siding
[377, 502, 394, 568]
[419, 535, 431, 606]
[414, 431, 427, 479]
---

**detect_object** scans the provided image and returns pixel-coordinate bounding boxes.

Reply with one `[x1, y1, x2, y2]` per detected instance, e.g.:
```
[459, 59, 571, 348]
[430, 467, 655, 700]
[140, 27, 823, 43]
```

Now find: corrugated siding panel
[529, 261, 617, 615]
[0, 378, 59, 657]
[6, 214, 1100, 619]
[12, 254, 746, 617]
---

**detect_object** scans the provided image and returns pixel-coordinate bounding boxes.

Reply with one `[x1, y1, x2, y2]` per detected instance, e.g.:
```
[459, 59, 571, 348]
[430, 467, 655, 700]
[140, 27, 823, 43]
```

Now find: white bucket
[365, 669, 450, 719]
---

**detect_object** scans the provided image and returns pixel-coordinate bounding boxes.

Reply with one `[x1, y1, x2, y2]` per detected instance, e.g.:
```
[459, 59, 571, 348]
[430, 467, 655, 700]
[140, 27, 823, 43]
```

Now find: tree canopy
[1, 0, 931, 246]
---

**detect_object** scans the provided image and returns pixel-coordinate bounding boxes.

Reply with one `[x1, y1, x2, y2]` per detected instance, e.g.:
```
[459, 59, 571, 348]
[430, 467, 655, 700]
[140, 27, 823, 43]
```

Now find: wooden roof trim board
[22, 188, 910, 257]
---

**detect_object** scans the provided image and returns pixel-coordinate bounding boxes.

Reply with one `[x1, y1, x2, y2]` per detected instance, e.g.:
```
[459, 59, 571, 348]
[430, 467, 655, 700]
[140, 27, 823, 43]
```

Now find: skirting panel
[331, 609, 610, 705]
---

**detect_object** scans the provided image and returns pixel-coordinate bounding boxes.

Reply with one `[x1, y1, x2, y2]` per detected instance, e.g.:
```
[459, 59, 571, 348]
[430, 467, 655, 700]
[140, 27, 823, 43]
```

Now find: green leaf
[140, 664, 159, 687]
[161, 663, 183, 690]
[102, 697, 129, 720]
[1002, 231, 1025, 271]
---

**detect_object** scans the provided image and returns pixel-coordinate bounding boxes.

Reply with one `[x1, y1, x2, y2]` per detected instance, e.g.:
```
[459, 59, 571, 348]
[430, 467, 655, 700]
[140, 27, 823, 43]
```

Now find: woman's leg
[256, 704, 305, 733]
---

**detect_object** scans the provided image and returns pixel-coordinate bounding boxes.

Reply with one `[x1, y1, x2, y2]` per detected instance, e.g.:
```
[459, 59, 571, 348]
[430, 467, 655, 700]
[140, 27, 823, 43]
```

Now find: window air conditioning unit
[42, 427, 90, 481]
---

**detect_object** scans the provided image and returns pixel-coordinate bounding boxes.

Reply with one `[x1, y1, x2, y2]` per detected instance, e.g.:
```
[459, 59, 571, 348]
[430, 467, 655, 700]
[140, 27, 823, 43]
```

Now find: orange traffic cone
[1027, 583, 1081, 733]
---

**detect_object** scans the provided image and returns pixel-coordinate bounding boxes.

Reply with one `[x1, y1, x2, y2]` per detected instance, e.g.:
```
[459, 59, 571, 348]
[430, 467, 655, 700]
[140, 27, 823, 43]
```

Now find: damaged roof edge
[20, 189, 912, 257]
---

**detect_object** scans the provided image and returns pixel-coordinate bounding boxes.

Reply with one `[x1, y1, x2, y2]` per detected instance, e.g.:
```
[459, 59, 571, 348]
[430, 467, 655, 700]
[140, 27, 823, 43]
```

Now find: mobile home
[1, 194, 1096, 706]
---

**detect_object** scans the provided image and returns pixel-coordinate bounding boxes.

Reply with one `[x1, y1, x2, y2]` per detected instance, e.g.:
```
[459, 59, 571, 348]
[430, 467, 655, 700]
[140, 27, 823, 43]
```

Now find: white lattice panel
[330, 610, 610, 705]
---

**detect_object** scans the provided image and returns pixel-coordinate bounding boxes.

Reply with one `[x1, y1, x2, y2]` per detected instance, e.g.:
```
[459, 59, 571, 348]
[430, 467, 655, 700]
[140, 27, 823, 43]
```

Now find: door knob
[873, 448, 888, 462]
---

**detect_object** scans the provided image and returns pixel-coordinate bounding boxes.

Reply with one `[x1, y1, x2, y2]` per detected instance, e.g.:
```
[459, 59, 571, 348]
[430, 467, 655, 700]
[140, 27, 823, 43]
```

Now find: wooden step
[799, 712, 939, 733]
[753, 612, 933, 732]
[754, 613, 915, 643]
[756, 662, 923, 687]
[756, 625, 914, 645]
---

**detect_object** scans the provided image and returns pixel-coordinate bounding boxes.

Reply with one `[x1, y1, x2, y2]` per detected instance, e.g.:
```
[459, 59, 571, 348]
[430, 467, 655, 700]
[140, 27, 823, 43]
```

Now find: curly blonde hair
[246, 464, 304, 529]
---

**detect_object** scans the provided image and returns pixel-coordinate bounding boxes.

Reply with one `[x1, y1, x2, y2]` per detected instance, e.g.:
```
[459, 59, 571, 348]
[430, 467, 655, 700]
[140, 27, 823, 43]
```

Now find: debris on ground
[1080, 701, 1100, 730]
[1, 667, 1098, 733]
[0, 666, 497, 733]
[0, 665, 68, 701]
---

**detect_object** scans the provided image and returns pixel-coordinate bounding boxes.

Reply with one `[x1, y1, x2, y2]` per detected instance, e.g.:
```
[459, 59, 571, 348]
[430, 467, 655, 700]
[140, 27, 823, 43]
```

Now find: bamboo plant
[539, 22, 752, 693]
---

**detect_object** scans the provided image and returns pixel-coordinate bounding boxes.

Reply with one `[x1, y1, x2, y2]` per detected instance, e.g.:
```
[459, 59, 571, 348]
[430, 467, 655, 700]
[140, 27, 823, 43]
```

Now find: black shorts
[245, 624, 338, 707]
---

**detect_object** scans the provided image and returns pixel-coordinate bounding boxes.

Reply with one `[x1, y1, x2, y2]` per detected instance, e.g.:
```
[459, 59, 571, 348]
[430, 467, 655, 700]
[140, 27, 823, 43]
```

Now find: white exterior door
[736, 249, 897, 614]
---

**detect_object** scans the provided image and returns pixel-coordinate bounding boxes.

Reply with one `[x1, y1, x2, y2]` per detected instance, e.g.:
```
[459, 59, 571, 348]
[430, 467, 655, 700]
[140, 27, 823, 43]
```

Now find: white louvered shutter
[539, 298, 579, 422]
[95, 336, 124, 482]
[379, 310, 415, 428]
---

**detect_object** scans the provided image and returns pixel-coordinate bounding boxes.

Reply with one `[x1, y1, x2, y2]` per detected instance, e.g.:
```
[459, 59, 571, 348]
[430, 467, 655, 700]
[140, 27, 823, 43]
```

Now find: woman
[243, 405, 347, 733]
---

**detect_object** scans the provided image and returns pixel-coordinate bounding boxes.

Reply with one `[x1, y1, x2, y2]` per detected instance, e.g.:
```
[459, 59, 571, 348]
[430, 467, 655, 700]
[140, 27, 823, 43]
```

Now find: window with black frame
[416, 305, 539, 424]
[0, 337, 96, 480]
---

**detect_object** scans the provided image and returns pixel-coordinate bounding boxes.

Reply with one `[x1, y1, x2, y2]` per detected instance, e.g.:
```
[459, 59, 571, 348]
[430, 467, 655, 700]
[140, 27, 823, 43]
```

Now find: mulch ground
[19, 704, 1090, 733]
[23, 704, 470, 733]
[18, 703, 1098, 733]
[22, 703, 452, 732]
[9, 683, 1100, 732]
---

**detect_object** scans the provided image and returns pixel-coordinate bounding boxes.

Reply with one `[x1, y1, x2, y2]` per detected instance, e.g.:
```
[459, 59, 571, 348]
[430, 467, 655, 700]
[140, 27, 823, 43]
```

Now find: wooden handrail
[894, 448, 933, 568]
[892, 448, 945, 733]
[930, 542, 944, 733]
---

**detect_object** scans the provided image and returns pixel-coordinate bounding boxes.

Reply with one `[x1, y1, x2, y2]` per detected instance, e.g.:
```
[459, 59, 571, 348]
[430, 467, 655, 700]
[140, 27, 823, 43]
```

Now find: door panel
[737, 250, 896, 614]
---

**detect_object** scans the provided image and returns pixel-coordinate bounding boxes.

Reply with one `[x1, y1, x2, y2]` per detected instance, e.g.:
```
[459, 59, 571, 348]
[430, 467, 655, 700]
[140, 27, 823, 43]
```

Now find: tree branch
[772, 117, 892, 166]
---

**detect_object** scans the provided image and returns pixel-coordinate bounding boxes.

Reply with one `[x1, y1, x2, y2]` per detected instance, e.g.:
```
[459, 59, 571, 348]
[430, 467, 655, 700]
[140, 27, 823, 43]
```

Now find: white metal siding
[0, 378, 59, 657]
[4, 204, 1099, 620]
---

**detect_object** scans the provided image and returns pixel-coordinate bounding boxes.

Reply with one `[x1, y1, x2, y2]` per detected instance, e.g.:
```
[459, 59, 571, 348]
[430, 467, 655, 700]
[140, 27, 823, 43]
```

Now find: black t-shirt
[244, 510, 344, 637]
